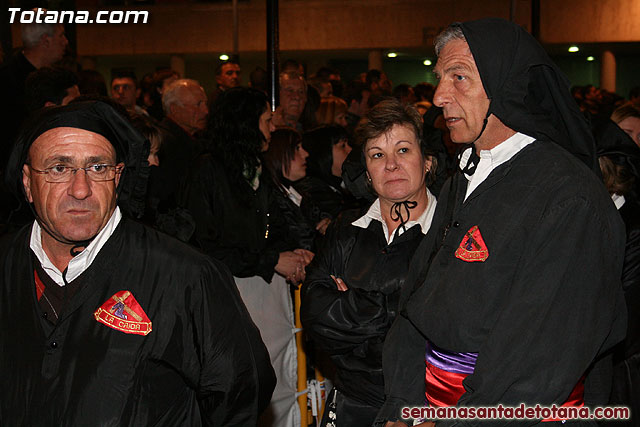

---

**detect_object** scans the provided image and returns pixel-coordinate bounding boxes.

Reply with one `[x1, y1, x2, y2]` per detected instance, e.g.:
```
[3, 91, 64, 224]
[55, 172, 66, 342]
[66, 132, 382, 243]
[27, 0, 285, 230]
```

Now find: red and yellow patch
[455, 225, 489, 262]
[94, 291, 152, 336]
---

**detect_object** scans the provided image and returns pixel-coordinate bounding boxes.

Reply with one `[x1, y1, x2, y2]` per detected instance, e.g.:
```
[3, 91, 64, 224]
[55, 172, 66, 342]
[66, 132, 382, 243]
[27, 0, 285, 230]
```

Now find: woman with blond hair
[316, 95, 348, 128]
[611, 102, 640, 147]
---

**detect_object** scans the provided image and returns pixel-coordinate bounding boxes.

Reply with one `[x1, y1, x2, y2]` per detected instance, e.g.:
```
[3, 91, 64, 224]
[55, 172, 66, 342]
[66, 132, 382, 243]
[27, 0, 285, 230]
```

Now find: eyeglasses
[28, 164, 123, 183]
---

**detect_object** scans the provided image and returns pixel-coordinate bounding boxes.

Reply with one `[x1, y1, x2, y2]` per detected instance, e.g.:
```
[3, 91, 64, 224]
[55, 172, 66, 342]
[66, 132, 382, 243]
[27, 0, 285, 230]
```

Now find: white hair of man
[434, 24, 466, 56]
[21, 9, 57, 49]
[279, 70, 307, 91]
[162, 79, 201, 114]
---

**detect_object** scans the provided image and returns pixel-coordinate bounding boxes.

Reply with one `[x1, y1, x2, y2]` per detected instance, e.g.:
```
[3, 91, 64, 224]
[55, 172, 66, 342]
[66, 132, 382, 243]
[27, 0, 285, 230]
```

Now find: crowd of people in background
[1, 15, 640, 427]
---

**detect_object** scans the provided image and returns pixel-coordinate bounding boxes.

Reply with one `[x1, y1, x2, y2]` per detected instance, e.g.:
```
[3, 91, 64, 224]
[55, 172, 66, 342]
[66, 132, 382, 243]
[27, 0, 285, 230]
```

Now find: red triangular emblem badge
[455, 225, 489, 262]
[94, 291, 152, 336]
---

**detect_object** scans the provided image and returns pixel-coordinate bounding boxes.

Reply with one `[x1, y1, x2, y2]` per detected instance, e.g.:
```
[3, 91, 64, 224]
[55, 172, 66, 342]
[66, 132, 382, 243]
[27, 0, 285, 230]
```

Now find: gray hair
[21, 9, 57, 49]
[279, 70, 307, 91]
[162, 79, 202, 114]
[434, 23, 466, 56]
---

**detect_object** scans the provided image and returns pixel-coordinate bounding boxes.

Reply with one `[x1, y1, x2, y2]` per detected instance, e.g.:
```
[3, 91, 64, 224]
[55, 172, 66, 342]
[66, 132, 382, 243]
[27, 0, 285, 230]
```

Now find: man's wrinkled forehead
[434, 39, 476, 76]
[28, 127, 117, 162]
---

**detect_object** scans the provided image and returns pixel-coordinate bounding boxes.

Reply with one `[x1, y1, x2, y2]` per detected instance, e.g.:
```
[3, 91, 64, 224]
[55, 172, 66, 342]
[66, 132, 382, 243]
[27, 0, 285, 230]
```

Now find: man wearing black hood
[376, 18, 627, 427]
[0, 101, 275, 426]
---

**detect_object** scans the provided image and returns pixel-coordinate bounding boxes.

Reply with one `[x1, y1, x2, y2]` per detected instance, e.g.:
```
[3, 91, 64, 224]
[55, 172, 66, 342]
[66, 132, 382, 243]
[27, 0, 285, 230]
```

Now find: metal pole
[531, 0, 540, 40]
[266, 0, 279, 111]
[232, 0, 239, 61]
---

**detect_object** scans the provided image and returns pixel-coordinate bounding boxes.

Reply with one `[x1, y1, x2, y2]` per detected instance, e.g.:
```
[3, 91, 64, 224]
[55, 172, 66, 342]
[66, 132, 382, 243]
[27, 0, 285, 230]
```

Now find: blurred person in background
[295, 125, 354, 222]
[611, 103, 640, 147]
[316, 95, 349, 128]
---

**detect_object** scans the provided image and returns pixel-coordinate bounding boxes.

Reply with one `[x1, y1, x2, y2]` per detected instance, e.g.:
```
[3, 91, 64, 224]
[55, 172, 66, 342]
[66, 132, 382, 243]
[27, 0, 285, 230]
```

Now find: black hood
[457, 18, 596, 171]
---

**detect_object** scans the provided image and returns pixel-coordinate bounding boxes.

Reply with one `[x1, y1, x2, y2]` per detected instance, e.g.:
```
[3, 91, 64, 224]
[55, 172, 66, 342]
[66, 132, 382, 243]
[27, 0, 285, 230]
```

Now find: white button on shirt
[459, 132, 536, 201]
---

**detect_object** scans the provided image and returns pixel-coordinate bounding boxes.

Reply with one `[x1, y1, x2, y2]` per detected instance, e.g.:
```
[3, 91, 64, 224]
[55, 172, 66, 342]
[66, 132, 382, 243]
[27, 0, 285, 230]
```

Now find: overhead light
[423, 59, 432, 66]
[568, 46, 579, 53]
[219, 54, 229, 61]
[387, 52, 398, 58]
[587, 56, 595, 61]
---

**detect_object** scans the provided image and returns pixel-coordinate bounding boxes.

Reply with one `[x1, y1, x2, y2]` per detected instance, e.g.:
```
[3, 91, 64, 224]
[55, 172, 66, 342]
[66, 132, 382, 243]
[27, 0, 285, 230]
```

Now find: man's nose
[433, 81, 450, 107]
[67, 169, 92, 199]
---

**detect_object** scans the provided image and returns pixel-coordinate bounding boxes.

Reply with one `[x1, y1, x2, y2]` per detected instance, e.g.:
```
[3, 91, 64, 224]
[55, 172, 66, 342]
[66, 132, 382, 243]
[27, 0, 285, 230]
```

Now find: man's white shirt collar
[352, 189, 437, 244]
[459, 132, 536, 201]
[30, 207, 122, 287]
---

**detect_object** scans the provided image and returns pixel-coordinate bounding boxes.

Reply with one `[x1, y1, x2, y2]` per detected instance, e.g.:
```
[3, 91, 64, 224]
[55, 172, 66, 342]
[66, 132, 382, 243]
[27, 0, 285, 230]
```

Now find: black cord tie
[460, 145, 480, 176]
[70, 241, 91, 257]
[460, 114, 490, 176]
[390, 200, 418, 238]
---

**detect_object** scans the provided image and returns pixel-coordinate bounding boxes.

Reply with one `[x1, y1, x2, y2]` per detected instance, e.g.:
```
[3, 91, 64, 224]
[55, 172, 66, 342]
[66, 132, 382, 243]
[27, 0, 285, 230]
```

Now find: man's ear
[114, 162, 125, 188]
[22, 164, 34, 203]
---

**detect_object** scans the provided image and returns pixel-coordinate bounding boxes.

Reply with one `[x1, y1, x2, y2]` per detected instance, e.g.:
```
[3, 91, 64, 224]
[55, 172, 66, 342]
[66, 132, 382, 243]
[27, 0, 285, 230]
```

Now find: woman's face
[364, 123, 430, 203]
[617, 116, 640, 147]
[331, 138, 352, 177]
[334, 112, 348, 128]
[259, 103, 275, 151]
[284, 143, 309, 182]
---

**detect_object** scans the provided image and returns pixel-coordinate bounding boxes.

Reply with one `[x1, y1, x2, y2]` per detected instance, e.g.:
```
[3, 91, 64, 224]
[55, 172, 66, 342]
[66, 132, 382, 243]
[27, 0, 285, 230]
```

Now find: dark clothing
[319, 387, 379, 427]
[0, 52, 36, 166]
[208, 86, 225, 110]
[294, 176, 353, 221]
[273, 186, 317, 251]
[146, 118, 204, 240]
[0, 218, 276, 426]
[0, 52, 37, 227]
[607, 199, 640, 426]
[376, 141, 626, 426]
[181, 155, 290, 282]
[302, 208, 425, 426]
[154, 118, 204, 213]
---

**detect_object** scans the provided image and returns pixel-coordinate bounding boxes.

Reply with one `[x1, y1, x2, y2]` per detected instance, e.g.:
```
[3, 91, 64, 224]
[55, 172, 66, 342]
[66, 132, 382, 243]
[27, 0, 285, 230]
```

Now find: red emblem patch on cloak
[455, 225, 489, 262]
[94, 291, 152, 336]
